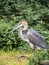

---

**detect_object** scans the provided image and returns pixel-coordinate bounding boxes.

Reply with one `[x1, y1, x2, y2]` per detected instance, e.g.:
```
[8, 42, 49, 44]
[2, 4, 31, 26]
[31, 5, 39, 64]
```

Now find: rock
[39, 60, 49, 65]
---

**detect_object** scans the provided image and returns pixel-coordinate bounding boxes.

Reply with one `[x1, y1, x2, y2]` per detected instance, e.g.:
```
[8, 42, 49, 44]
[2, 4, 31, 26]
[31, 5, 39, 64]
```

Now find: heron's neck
[18, 27, 28, 41]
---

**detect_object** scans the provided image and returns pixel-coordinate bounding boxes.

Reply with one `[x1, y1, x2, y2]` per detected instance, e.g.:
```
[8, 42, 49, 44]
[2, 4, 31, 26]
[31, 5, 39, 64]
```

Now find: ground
[0, 50, 33, 65]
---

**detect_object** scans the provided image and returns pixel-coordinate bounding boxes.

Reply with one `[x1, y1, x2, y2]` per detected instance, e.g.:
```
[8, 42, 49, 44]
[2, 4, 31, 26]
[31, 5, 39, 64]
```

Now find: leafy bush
[0, 0, 49, 52]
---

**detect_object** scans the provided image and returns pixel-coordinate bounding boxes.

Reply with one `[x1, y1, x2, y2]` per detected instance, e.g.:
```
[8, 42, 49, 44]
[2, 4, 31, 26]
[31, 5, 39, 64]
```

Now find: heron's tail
[47, 45, 49, 49]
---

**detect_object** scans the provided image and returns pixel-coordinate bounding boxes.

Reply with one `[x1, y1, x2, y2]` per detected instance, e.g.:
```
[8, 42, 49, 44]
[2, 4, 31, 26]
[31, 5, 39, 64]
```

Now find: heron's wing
[27, 29, 49, 49]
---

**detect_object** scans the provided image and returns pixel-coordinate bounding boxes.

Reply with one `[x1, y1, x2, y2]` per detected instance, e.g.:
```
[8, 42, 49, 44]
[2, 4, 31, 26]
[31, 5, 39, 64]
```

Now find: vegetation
[0, 0, 49, 65]
[0, 50, 30, 65]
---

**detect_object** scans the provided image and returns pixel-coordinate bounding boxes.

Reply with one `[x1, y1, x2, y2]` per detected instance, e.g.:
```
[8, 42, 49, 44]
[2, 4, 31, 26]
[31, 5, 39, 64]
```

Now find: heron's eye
[22, 26, 24, 28]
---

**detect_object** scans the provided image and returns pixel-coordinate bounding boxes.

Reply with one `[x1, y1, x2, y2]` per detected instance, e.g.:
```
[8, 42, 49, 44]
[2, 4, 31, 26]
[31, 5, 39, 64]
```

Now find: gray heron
[11, 20, 49, 56]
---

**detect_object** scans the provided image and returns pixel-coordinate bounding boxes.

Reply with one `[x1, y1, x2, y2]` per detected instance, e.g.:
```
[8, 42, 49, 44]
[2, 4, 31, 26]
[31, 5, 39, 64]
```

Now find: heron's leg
[34, 45, 36, 57]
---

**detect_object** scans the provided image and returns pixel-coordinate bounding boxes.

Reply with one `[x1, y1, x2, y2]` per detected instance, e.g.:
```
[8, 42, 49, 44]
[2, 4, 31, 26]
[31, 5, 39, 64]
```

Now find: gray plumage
[26, 29, 49, 49]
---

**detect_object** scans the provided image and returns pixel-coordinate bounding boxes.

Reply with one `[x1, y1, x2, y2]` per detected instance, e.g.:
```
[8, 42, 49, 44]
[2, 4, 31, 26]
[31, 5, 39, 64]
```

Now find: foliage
[0, 0, 49, 52]
[29, 50, 49, 65]
[0, 0, 49, 65]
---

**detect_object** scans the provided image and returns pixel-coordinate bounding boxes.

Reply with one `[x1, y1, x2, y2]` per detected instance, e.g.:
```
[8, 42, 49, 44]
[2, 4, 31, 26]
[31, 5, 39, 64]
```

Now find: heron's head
[18, 20, 28, 26]
[11, 20, 28, 32]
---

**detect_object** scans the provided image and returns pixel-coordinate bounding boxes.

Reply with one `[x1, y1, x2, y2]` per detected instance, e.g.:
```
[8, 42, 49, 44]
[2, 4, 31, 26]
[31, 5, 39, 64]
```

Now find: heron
[11, 20, 49, 56]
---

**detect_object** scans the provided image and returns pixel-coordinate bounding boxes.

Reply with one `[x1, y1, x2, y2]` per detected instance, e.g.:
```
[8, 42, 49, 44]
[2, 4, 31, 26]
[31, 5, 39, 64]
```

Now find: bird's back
[26, 29, 49, 49]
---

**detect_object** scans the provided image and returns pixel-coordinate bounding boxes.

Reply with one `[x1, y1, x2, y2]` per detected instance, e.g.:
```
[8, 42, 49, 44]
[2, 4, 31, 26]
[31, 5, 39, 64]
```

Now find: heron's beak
[11, 23, 23, 32]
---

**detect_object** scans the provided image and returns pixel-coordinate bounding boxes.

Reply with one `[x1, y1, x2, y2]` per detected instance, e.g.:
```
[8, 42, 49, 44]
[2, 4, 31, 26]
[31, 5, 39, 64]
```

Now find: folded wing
[27, 29, 49, 49]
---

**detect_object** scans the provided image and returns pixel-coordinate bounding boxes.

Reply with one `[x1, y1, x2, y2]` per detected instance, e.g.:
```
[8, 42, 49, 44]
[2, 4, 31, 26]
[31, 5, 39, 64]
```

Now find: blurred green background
[0, 0, 49, 51]
[0, 0, 49, 65]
